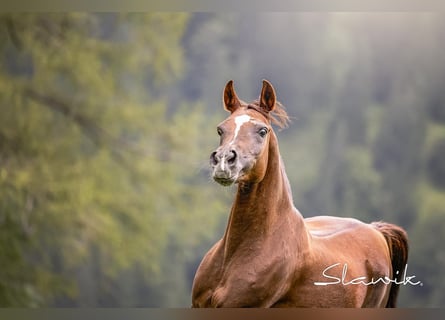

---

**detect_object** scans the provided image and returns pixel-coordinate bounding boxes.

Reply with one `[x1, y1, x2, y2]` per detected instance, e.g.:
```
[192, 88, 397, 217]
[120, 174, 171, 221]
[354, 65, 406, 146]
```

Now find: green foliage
[426, 138, 445, 189]
[0, 13, 229, 307]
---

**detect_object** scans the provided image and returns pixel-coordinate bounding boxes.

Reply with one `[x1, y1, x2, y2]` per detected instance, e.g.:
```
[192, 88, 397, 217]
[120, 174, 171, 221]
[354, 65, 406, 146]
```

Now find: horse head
[209, 80, 281, 186]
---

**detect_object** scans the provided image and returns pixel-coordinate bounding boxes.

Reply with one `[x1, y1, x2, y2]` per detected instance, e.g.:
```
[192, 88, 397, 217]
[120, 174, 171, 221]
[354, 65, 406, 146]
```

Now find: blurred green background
[0, 13, 444, 307]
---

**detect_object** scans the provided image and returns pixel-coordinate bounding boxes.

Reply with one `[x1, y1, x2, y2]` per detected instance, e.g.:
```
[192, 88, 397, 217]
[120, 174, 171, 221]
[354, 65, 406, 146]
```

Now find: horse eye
[217, 127, 224, 136]
[258, 127, 269, 137]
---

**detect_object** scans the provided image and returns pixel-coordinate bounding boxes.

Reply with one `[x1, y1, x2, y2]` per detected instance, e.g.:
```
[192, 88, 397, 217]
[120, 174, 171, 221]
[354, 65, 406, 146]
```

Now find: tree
[0, 12, 228, 307]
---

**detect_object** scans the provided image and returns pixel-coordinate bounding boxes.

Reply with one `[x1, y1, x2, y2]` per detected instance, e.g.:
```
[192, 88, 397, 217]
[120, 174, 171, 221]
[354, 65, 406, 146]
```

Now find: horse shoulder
[191, 240, 224, 307]
[209, 254, 294, 307]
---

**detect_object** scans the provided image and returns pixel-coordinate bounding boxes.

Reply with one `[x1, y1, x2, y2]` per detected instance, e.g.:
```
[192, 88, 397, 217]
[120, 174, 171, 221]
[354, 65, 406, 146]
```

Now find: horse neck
[222, 131, 308, 258]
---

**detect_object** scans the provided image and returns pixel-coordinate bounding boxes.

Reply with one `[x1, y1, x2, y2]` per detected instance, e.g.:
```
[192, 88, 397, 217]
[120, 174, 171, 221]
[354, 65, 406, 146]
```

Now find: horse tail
[372, 221, 409, 308]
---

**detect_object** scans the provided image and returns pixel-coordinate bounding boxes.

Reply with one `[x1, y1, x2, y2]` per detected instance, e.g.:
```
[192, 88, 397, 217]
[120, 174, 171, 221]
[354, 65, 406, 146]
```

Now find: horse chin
[214, 176, 236, 186]
[213, 171, 240, 186]
[212, 168, 246, 186]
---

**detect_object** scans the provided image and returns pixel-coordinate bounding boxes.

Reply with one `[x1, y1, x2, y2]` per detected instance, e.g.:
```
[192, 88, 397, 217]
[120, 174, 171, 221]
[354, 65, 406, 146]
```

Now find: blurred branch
[23, 87, 151, 174]
[24, 87, 107, 147]
[4, 16, 23, 50]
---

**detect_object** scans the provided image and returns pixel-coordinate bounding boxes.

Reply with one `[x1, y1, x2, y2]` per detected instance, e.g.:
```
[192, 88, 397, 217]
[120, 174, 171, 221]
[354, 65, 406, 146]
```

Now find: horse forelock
[245, 100, 290, 129]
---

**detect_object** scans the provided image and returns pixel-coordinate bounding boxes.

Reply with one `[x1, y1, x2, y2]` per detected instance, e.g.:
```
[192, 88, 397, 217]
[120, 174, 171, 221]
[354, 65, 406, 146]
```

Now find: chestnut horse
[192, 80, 408, 307]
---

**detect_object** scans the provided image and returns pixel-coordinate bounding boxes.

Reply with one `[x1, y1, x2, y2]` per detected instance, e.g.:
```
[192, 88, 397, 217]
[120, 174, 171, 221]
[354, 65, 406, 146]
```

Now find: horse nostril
[227, 150, 237, 164]
[210, 151, 219, 166]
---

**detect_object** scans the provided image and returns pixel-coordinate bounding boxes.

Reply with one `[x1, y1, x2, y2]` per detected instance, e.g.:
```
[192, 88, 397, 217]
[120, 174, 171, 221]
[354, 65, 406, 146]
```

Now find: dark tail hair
[372, 221, 409, 308]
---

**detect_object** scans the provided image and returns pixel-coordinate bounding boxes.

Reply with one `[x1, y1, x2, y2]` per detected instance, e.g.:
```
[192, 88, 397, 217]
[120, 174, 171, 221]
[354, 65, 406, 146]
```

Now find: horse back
[284, 216, 393, 307]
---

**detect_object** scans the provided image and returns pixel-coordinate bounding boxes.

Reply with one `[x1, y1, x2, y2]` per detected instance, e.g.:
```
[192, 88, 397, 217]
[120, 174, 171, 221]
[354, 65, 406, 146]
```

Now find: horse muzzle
[210, 148, 239, 186]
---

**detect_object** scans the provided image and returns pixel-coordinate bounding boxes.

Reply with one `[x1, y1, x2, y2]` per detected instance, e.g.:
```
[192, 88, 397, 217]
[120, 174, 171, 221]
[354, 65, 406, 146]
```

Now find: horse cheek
[254, 141, 270, 182]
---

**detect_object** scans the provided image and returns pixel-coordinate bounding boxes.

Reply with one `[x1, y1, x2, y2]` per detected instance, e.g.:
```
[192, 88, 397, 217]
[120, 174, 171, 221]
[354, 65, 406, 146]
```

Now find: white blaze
[232, 115, 251, 144]
[220, 115, 251, 171]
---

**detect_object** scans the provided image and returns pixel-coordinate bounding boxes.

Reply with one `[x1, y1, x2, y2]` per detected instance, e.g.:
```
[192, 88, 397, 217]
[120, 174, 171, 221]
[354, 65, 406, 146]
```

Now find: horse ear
[223, 80, 241, 113]
[260, 79, 276, 113]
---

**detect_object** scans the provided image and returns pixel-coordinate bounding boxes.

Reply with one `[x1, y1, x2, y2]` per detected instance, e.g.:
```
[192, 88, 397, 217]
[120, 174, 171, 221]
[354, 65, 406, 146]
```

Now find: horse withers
[191, 80, 408, 307]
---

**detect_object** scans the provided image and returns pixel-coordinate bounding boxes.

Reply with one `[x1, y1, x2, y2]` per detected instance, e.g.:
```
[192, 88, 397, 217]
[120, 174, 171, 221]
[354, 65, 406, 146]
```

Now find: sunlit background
[1, 13, 444, 307]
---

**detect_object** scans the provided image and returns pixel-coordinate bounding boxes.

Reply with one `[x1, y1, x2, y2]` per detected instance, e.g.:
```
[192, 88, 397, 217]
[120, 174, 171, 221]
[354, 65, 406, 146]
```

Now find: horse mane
[246, 99, 290, 129]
